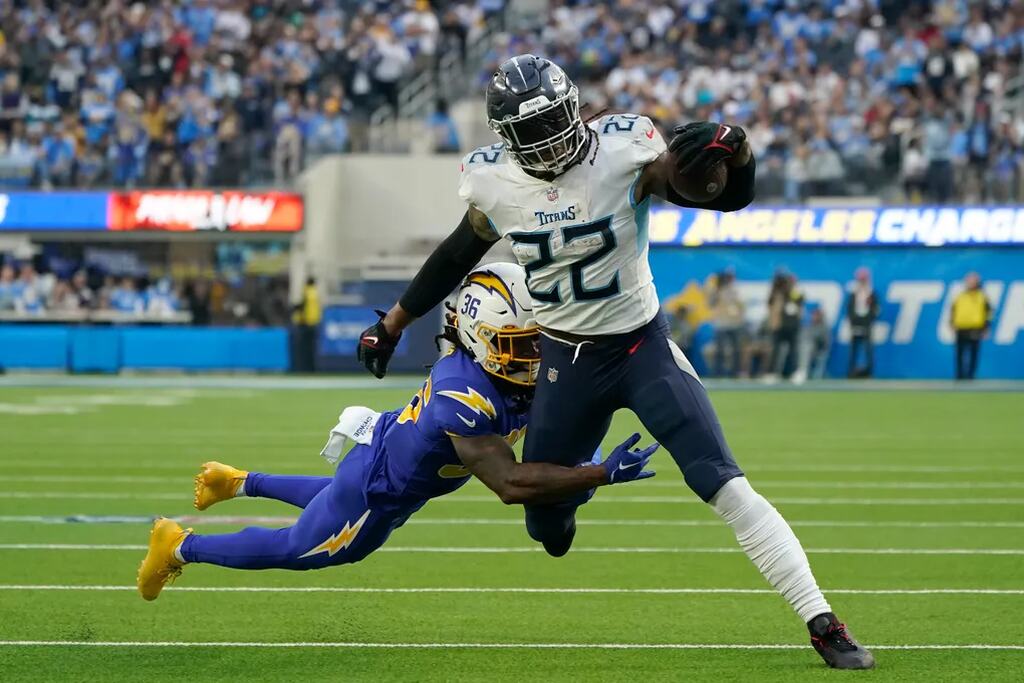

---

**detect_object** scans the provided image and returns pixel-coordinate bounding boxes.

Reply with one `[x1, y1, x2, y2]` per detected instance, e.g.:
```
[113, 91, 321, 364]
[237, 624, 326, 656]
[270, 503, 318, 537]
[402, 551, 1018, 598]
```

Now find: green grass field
[1, 381, 1022, 681]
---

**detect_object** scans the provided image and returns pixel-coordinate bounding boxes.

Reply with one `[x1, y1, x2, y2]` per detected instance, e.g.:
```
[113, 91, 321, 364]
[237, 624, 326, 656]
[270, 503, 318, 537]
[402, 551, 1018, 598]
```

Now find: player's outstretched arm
[638, 121, 756, 213]
[357, 206, 498, 378]
[451, 432, 658, 505]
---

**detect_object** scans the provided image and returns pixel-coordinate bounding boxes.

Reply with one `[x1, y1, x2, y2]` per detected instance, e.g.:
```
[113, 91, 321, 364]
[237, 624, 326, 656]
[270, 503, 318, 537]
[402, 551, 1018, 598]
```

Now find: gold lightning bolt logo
[437, 386, 497, 419]
[466, 272, 517, 314]
[298, 509, 371, 558]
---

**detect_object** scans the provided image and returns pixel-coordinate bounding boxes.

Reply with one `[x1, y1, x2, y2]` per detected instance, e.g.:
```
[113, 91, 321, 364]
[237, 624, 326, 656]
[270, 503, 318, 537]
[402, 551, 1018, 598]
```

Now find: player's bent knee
[709, 476, 769, 524]
[685, 463, 741, 503]
[524, 504, 575, 543]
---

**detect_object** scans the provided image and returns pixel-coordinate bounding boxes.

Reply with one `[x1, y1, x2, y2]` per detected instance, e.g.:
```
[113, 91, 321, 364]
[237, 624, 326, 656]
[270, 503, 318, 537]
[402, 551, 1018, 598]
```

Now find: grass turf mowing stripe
[4, 462, 1024, 474]
[3, 544, 1024, 555]
[3, 585, 1023, 596]
[3, 515, 1024, 530]
[4, 491, 1024, 505]
[0, 641, 1022, 651]
[5, 475, 1024, 490]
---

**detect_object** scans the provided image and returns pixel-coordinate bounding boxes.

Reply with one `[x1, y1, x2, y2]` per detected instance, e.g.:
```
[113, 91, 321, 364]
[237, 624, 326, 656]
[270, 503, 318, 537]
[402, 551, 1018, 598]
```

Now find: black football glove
[668, 122, 747, 176]
[356, 309, 401, 379]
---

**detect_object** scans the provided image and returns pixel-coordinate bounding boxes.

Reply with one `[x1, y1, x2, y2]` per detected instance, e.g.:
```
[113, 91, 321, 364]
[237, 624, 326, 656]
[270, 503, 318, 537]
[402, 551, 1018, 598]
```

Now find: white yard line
[5, 474, 1024, 490]
[432, 496, 1024, 505]
[608, 480, 1024, 490]
[0, 640, 1021, 651]
[0, 492, 186, 500]
[2, 515, 1023, 530]
[0, 475, 187, 484]
[1, 544, 1022, 555]
[1, 584, 1022, 596]
[407, 518, 1024, 529]
[2, 490, 1023, 505]
[2, 462, 1023, 474]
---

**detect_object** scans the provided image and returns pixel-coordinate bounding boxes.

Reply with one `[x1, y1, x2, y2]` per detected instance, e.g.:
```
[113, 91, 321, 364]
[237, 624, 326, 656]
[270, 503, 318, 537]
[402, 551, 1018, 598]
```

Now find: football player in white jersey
[358, 54, 873, 670]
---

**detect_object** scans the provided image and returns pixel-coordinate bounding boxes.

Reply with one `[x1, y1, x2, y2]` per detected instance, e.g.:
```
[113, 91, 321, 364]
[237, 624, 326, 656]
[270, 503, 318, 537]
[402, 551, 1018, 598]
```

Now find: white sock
[234, 475, 247, 498]
[172, 541, 186, 564]
[710, 476, 830, 623]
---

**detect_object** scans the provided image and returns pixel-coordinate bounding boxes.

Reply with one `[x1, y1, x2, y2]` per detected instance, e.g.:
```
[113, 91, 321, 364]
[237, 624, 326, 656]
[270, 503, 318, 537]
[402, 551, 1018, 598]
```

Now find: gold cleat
[194, 461, 248, 511]
[137, 518, 191, 601]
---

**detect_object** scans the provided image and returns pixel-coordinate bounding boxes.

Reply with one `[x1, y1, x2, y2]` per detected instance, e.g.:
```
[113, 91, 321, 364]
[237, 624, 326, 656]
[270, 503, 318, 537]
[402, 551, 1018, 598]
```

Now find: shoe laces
[160, 565, 183, 586]
[819, 621, 857, 652]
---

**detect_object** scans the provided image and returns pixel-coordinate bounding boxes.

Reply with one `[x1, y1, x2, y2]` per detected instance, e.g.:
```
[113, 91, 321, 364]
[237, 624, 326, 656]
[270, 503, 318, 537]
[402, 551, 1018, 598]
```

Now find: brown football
[669, 161, 728, 203]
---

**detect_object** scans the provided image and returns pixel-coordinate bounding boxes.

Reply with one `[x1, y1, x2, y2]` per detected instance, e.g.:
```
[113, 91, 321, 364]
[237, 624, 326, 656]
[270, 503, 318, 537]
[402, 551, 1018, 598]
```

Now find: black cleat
[808, 612, 875, 669]
[540, 519, 575, 557]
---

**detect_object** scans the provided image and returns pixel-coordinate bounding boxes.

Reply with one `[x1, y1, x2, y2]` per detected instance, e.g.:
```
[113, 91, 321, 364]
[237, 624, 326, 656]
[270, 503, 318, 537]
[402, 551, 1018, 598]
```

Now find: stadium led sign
[109, 191, 304, 232]
[649, 205, 1024, 247]
[0, 191, 304, 233]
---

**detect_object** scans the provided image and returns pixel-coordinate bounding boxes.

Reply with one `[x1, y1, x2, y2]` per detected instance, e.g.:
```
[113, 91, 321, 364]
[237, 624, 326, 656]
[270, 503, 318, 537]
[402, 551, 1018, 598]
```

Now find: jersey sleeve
[592, 114, 667, 169]
[426, 376, 502, 439]
[458, 143, 506, 218]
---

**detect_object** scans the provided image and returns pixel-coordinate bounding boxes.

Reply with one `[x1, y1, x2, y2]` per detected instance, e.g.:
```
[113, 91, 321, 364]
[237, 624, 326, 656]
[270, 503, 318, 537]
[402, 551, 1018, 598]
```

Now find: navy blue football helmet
[485, 54, 586, 175]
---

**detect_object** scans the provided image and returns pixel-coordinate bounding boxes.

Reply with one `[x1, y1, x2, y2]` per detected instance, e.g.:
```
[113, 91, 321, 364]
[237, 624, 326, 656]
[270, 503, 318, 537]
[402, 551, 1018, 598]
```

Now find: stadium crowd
[0, 1, 1021, 202]
[0, 252, 291, 326]
[0, 0, 494, 188]
[484, 0, 1024, 202]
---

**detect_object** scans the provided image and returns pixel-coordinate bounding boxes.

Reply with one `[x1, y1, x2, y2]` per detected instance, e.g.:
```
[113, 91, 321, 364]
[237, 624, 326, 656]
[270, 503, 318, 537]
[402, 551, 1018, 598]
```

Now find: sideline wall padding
[0, 325, 289, 372]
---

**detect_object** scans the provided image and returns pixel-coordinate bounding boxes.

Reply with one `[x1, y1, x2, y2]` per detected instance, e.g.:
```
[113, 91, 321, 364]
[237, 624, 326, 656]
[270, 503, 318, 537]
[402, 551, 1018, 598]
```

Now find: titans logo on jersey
[459, 114, 665, 336]
[367, 349, 529, 509]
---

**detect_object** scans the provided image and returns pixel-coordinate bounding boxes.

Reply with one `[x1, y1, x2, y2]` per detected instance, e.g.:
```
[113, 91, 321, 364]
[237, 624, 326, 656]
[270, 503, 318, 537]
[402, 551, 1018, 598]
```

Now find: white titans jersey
[459, 114, 666, 336]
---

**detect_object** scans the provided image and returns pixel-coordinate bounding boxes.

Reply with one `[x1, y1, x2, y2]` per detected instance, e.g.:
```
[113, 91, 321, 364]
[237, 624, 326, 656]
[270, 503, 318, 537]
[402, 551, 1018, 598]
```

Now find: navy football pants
[522, 314, 743, 545]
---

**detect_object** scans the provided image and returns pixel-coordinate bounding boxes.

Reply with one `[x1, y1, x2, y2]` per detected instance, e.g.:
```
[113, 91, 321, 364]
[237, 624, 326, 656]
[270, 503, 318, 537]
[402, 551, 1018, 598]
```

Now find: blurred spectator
[741, 319, 773, 380]
[292, 276, 322, 373]
[800, 308, 832, 381]
[426, 99, 461, 153]
[0, 263, 17, 310]
[0, 74, 29, 131]
[710, 269, 744, 378]
[70, 270, 95, 309]
[110, 277, 143, 314]
[273, 91, 304, 184]
[306, 96, 350, 157]
[146, 278, 179, 317]
[901, 138, 928, 200]
[371, 26, 413, 114]
[14, 264, 44, 314]
[40, 122, 77, 188]
[146, 130, 183, 187]
[950, 272, 991, 380]
[211, 105, 247, 186]
[667, 304, 694, 359]
[846, 267, 880, 378]
[185, 280, 212, 326]
[765, 272, 804, 381]
[923, 103, 956, 202]
[48, 280, 82, 312]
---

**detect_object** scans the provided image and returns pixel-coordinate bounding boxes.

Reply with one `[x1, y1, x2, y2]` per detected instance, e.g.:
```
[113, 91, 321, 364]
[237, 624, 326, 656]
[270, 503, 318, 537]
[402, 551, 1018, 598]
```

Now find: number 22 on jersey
[508, 215, 619, 304]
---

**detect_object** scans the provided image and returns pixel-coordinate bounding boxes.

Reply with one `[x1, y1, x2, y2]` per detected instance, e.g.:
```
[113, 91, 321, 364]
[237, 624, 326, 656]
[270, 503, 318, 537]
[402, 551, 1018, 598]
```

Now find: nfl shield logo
[547, 367, 559, 383]
[546, 187, 559, 202]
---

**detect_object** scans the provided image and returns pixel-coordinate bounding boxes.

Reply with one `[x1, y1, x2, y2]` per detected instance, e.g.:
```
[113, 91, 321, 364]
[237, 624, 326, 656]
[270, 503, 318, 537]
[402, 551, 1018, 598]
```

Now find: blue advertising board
[0, 192, 108, 230]
[319, 306, 410, 359]
[318, 304, 441, 373]
[649, 205, 1024, 247]
[648, 247, 1024, 379]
